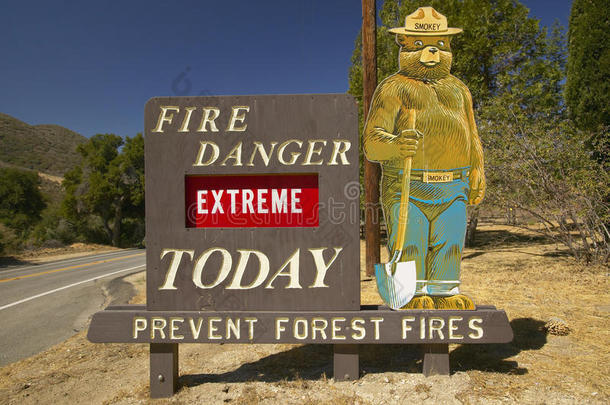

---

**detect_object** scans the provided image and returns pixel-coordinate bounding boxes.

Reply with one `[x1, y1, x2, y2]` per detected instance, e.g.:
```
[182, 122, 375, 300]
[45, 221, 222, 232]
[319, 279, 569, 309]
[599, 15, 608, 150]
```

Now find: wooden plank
[422, 344, 449, 376]
[106, 305, 146, 311]
[88, 306, 513, 345]
[334, 344, 359, 381]
[150, 343, 179, 398]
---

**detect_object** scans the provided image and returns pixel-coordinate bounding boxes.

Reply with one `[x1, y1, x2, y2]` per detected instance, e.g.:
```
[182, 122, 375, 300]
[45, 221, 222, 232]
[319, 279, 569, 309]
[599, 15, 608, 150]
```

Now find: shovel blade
[375, 260, 417, 310]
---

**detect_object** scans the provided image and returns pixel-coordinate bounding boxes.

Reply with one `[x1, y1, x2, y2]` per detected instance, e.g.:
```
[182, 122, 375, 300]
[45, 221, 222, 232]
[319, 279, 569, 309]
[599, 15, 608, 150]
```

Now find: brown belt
[383, 168, 469, 183]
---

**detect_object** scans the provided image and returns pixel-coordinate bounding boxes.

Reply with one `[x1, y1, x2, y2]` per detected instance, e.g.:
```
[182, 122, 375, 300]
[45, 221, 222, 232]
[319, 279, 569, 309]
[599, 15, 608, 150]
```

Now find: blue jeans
[381, 167, 469, 296]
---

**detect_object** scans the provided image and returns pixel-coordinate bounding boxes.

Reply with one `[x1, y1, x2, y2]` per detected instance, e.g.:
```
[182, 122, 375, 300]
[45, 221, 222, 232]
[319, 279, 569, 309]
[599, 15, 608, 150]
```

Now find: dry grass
[1, 243, 121, 266]
[0, 224, 609, 404]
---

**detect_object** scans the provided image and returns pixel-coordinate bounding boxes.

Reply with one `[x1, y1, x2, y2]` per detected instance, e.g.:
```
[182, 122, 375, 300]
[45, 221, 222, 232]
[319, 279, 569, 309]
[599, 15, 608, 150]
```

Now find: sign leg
[150, 343, 179, 398]
[333, 344, 359, 381]
[422, 344, 449, 376]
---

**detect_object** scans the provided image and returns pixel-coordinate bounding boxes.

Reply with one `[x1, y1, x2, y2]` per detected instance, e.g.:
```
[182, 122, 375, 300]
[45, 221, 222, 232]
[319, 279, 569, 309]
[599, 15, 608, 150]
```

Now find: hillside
[0, 113, 86, 177]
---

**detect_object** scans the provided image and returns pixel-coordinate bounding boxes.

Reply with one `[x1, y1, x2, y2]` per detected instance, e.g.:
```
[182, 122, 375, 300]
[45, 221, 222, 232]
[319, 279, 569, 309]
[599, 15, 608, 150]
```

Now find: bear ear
[395, 34, 409, 47]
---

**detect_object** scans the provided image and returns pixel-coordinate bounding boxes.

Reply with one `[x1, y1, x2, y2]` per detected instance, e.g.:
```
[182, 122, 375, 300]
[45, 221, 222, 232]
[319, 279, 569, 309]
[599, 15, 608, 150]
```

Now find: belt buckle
[423, 171, 454, 183]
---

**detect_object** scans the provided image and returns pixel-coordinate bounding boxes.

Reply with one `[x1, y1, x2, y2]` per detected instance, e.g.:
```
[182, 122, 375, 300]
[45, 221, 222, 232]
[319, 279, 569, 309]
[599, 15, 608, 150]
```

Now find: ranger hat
[389, 7, 463, 36]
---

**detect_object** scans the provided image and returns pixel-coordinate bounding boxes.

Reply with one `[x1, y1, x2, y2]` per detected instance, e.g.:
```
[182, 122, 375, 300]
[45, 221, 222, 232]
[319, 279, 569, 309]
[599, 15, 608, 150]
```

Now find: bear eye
[414, 40, 423, 47]
[437, 40, 445, 47]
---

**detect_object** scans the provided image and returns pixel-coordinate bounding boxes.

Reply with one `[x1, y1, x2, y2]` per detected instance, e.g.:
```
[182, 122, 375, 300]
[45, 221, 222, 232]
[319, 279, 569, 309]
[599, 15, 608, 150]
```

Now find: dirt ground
[0, 224, 608, 404]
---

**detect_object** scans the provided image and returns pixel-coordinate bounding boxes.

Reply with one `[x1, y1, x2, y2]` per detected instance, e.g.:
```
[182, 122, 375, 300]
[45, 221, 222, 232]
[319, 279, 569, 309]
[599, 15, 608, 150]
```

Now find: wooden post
[333, 344, 359, 381]
[362, 0, 381, 277]
[150, 343, 179, 398]
[422, 344, 450, 376]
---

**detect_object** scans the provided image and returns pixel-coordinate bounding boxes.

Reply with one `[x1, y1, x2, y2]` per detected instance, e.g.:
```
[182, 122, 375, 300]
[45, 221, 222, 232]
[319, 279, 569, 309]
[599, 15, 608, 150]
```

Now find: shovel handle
[395, 158, 412, 251]
[394, 110, 416, 253]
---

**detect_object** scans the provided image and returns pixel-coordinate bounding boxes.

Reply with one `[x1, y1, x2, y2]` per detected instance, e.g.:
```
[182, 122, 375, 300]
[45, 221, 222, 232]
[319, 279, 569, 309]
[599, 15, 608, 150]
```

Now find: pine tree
[565, 0, 610, 131]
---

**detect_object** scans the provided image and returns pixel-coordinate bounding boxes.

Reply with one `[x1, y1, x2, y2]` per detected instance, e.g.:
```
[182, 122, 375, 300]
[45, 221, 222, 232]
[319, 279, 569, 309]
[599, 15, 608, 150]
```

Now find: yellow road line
[0, 252, 145, 283]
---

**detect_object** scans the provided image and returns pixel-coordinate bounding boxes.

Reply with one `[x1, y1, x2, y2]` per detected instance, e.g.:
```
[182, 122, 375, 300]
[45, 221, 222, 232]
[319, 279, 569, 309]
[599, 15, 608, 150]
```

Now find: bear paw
[432, 294, 475, 310]
[401, 295, 435, 309]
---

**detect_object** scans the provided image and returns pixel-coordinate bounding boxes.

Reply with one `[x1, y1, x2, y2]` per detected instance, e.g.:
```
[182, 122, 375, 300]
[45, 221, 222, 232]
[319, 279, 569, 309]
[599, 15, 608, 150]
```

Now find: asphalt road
[0, 249, 146, 367]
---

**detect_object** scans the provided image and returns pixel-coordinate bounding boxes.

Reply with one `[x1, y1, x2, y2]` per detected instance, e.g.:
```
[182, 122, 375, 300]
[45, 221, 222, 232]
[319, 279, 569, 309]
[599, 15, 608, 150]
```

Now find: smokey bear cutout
[364, 7, 485, 310]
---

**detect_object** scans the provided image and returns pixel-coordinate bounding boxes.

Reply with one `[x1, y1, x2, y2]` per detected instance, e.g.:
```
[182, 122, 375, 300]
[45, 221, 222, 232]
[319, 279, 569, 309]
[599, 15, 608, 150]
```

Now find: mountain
[0, 113, 86, 177]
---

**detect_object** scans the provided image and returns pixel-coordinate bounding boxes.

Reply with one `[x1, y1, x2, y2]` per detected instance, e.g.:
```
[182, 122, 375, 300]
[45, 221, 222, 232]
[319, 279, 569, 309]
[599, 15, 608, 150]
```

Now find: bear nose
[428, 47, 438, 54]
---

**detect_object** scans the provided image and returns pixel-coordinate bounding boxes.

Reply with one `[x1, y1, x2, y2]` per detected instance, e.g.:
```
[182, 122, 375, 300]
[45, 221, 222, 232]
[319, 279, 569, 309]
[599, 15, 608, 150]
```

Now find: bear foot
[401, 295, 435, 309]
[432, 294, 475, 310]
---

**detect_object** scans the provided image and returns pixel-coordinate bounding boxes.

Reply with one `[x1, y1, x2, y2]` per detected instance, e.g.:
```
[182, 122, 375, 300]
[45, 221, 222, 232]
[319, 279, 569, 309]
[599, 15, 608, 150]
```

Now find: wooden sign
[144, 94, 360, 312]
[88, 92, 512, 399]
[89, 305, 512, 345]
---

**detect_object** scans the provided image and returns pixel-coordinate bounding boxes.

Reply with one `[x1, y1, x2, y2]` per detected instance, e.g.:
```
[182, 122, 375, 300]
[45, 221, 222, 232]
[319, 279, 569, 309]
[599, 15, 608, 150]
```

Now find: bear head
[396, 34, 452, 81]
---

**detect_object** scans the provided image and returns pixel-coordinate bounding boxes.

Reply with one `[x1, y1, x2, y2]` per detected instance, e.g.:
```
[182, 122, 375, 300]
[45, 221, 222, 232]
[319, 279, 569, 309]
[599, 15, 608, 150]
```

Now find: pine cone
[544, 317, 570, 336]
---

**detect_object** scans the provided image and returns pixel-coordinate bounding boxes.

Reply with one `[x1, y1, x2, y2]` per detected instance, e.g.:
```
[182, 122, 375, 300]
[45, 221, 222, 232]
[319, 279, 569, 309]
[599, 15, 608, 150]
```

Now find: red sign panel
[185, 174, 319, 227]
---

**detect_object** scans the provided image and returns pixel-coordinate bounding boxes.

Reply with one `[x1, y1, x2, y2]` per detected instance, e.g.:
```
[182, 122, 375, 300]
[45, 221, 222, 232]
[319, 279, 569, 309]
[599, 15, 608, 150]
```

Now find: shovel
[375, 110, 418, 310]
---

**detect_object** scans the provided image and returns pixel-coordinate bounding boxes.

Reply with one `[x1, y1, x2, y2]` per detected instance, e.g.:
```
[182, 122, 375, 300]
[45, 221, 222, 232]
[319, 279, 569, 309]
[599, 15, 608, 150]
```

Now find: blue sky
[1, 0, 572, 138]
